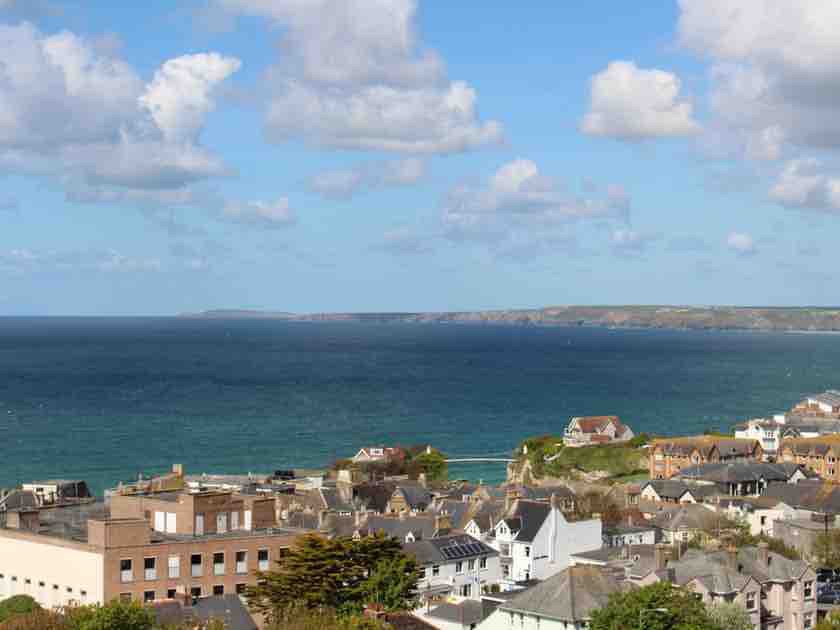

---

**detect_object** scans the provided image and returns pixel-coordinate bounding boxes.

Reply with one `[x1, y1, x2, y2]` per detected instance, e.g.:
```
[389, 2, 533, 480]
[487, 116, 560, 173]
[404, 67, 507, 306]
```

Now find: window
[455, 561, 463, 574]
[760, 516, 766, 525]
[119, 593, 132, 603]
[168, 555, 180, 579]
[805, 580, 814, 599]
[432, 565, 440, 577]
[144, 557, 157, 581]
[154, 511, 165, 532]
[258, 549, 269, 571]
[143, 590, 155, 603]
[460, 583, 472, 598]
[167, 589, 177, 599]
[805, 612, 813, 628]
[524, 546, 531, 557]
[213, 585, 224, 596]
[190, 586, 201, 601]
[468, 559, 475, 571]
[231, 511, 239, 530]
[217, 512, 228, 534]
[480, 557, 487, 570]
[195, 513, 204, 536]
[213, 552, 225, 576]
[191, 554, 203, 578]
[746, 591, 756, 610]
[236, 551, 247, 574]
[235, 583, 247, 595]
[120, 559, 133, 583]
[80, 590, 87, 603]
[499, 543, 511, 557]
[502, 565, 510, 578]
[166, 512, 177, 534]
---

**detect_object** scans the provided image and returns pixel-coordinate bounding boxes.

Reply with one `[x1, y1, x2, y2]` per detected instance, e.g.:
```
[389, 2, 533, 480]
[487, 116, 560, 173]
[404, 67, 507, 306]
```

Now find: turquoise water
[2, 318, 840, 493]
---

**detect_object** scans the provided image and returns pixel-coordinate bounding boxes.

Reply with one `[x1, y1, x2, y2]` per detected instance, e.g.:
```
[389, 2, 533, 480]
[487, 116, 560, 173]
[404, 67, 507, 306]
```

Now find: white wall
[0, 535, 104, 608]
[417, 555, 501, 600]
[478, 608, 585, 630]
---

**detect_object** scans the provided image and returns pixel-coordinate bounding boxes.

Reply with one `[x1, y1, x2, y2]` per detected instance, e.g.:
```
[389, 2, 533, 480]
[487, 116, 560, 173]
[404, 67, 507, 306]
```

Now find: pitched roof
[651, 503, 721, 532]
[466, 499, 506, 533]
[151, 595, 257, 630]
[674, 462, 808, 484]
[642, 480, 697, 500]
[653, 437, 758, 457]
[426, 600, 491, 625]
[403, 533, 498, 565]
[763, 480, 840, 513]
[504, 500, 552, 543]
[353, 482, 397, 513]
[500, 565, 624, 622]
[570, 416, 625, 434]
[363, 514, 437, 540]
[670, 547, 809, 587]
[808, 390, 840, 407]
[394, 483, 433, 509]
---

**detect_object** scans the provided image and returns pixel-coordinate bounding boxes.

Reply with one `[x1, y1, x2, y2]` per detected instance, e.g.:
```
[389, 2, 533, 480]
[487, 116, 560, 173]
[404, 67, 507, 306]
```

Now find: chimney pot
[757, 541, 769, 567]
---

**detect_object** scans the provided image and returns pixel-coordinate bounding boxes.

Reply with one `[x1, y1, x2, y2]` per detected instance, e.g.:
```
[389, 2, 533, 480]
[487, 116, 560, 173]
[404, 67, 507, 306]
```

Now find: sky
[0, 0, 838, 315]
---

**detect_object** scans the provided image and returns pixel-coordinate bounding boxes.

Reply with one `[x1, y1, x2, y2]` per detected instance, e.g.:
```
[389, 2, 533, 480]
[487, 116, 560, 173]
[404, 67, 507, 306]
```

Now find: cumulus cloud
[0, 23, 239, 204]
[769, 158, 840, 212]
[222, 198, 297, 228]
[581, 61, 700, 141]
[726, 232, 757, 256]
[307, 158, 426, 200]
[213, 0, 503, 154]
[679, 0, 840, 158]
[440, 158, 630, 261]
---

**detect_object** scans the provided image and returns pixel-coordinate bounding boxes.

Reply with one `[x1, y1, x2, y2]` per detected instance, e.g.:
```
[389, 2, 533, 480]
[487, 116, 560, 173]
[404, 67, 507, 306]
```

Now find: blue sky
[0, 0, 837, 314]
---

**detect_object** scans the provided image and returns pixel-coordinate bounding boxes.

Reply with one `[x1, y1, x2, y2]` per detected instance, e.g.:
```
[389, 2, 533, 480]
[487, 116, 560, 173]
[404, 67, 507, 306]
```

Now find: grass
[515, 434, 648, 480]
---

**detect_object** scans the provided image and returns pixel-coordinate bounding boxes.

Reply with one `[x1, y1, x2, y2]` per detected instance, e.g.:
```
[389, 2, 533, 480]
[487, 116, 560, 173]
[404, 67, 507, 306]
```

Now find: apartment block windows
[480, 557, 487, 570]
[195, 514, 204, 536]
[120, 559, 133, 583]
[468, 559, 475, 571]
[213, 552, 225, 576]
[191, 554, 203, 578]
[168, 555, 180, 579]
[258, 549, 269, 571]
[213, 585, 224, 596]
[236, 551, 247, 574]
[190, 586, 201, 602]
[167, 589, 177, 599]
[432, 565, 440, 577]
[144, 557, 157, 581]
[235, 583, 247, 595]
[143, 591, 155, 603]
[217, 513, 227, 534]
[231, 511, 239, 530]
[455, 561, 463, 574]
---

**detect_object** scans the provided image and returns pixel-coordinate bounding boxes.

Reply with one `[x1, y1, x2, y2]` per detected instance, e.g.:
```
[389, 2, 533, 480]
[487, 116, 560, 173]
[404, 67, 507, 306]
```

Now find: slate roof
[519, 485, 576, 502]
[651, 503, 721, 532]
[570, 416, 627, 435]
[503, 500, 552, 543]
[403, 533, 498, 565]
[363, 514, 437, 540]
[353, 482, 397, 513]
[427, 600, 490, 625]
[466, 499, 506, 534]
[319, 487, 354, 512]
[500, 565, 625, 622]
[763, 480, 840, 513]
[670, 547, 809, 587]
[152, 595, 256, 630]
[432, 499, 471, 529]
[674, 462, 809, 484]
[394, 483, 433, 510]
[653, 437, 758, 457]
[642, 480, 697, 500]
[0, 490, 38, 511]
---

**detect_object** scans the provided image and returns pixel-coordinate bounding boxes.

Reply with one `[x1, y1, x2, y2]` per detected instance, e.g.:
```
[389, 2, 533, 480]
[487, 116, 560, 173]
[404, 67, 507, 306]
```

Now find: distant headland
[178, 305, 840, 332]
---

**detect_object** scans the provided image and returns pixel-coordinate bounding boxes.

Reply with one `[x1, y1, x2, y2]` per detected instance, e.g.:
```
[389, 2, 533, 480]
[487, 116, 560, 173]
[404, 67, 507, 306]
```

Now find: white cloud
[726, 232, 757, 256]
[610, 229, 659, 255]
[0, 23, 240, 202]
[214, 0, 503, 154]
[679, 0, 840, 157]
[307, 158, 426, 200]
[222, 198, 297, 228]
[581, 61, 700, 141]
[441, 158, 630, 257]
[769, 158, 840, 212]
[0, 247, 162, 274]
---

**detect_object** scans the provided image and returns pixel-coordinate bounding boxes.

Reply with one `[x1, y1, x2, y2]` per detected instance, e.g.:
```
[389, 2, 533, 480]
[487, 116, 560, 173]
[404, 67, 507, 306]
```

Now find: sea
[2, 317, 840, 494]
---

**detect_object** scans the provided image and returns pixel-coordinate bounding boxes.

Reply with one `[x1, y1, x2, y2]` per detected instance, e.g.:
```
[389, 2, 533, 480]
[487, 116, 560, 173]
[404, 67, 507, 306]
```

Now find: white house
[733, 418, 785, 456]
[404, 533, 501, 601]
[478, 565, 624, 630]
[563, 416, 634, 447]
[351, 446, 404, 464]
[602, 524, 656, 547]
[483, 497, 601, 589]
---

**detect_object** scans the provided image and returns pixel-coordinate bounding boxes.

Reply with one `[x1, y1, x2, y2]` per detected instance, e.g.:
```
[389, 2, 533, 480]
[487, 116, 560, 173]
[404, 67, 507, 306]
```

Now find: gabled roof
[393, 483, 432, 509]
[500, 565, 625, 622]
[674, 462, 810, 484]
[403, 533, 498, 565]
[426, 600, 490, 626]
[569, 416, 626, 435]
[353, 481, 397, 513]
[499, 500, 553, 543]
[362, 514, 437, 540]
[319, 487, 354, 512]
[763, 480, 840, 513]
[651, 503, 721, 532]
[670, 547, 809, 587]
[652, 437, 759, 458]
[641, 480, 698, 500]
[431, 499, 471, 529]
[465, 499, 506, 534]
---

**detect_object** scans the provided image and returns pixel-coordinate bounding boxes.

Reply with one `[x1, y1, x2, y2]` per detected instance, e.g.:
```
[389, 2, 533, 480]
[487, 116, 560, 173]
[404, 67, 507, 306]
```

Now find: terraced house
[649, 437, 763, 479]
[779, 435, 840, 481]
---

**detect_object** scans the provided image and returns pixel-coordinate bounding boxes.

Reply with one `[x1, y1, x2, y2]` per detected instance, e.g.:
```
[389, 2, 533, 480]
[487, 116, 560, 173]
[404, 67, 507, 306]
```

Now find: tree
[65, 599, 156, 630]
[408, 450, 447, 482]
[588, 581, 722, 630]
[0, 609, 67, 630]
[0, 596, 39, 623]
[358, 556, 419, 612]
[247, 533, 420, 620]
[707, 602, 752, 630]
[817, 611, 840, 630]
[813, 530, 840, 568]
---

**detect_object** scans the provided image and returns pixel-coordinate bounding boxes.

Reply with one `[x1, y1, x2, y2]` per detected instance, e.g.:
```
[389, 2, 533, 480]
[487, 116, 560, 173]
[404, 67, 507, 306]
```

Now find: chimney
[550, 492, 561, 512]
[757, 541, 769, 567]
[654, 543, 668, 571]
[726, 545, 738, 571]
[435, 512, 452, 534]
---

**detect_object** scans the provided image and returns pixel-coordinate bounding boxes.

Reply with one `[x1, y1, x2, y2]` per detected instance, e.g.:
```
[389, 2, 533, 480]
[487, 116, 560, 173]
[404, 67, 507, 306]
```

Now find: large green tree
[247, 533, 420, 620]
[813, 530, 840, 568]
[0, 596, 39, 624]
[707, 602, 752, 630]
[588, 582, 722, 630]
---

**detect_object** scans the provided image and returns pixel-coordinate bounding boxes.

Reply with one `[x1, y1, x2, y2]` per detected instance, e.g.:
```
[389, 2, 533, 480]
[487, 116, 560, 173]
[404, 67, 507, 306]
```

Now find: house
[602, 523, 657, 547]
[650, 503, 726, 545]
[477, 565, 626, 630]
[563, 415, 634, 447]
[416, 599, 494, 630]
[734, 418, 786, 456]
[649, 437, 763, 479]
[0, 490, 298, 608]
[20, 480, 94, 507]
[404, 533, 501, 601]
[715, 496, 796, 537]
[464, 500, 507, 541]
[656, 544, 817, 630]
[388, 483, 433, 514]
[351, 446, 406, 464]
[639, 479, 709, 504]
[779, 435, 840, 481]
[762, 480, 840, 517]
[672, 462, 812, 497]
[792, 390, 840, 418]
[485, 496, 602, 589]
[152, 594, 257, 630]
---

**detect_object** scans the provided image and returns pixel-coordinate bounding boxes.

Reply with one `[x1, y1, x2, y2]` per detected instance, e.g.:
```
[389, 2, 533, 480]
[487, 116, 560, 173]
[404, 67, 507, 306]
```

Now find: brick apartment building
[0, 489, 300, 609]
[649, 437, 763, 479]
[779, 435, 840, 481]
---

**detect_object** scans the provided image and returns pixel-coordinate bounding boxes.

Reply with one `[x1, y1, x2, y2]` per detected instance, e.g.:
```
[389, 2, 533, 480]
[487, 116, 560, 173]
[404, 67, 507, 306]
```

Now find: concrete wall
[0, 532, 104, 608]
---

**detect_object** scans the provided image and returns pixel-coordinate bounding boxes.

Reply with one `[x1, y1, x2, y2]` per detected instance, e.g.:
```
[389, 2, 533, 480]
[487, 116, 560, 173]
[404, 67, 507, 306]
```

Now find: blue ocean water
[2, 318, 840, 493]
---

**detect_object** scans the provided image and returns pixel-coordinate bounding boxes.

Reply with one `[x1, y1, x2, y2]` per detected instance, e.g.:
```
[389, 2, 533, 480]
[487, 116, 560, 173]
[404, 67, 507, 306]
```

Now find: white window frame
[213, 551, 225, 576]
[144, 556, 157, 581]
[235, 550, 248, 574]
[168, 555, 180, 579]
[166, 512, 177, 534]
[120, 558, 133, 583]
[258, 548, 269, 571]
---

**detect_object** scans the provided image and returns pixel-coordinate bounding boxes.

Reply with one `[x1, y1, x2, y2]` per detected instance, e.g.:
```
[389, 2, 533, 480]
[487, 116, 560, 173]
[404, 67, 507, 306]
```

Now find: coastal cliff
[180, 306, 840, 332]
